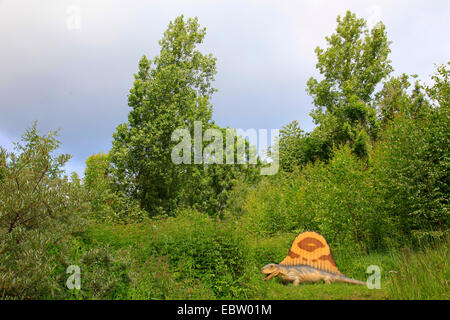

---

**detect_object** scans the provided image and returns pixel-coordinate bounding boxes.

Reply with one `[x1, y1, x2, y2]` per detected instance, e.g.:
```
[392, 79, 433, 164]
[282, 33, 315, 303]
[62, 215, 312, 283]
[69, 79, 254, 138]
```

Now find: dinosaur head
[261, 264, 279, 281]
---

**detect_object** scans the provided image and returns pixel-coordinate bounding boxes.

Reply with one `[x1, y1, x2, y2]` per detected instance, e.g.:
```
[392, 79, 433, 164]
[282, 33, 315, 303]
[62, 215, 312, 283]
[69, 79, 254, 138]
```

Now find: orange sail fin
[280, 231, 343, 275]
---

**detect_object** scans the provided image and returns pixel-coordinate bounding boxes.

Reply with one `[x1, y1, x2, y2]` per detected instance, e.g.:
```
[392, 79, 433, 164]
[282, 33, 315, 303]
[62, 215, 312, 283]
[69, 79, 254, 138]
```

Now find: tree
[84, 153, 145, 223]
[179, 126, 261, 216]
[426, 62, 449, 109]
[110, 16, 217, 216]
[306, 11, 392, 159]
[372, 63, 449, 242]
[375, 73, 411, 124]
[278, 121, 306, 172]
[375, 73, 431, 124]
[0, 123, 88, 298]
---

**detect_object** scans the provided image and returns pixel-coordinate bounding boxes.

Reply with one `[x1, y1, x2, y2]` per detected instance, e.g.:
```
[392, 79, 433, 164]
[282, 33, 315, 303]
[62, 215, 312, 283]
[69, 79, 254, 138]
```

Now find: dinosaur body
[261, 231, 365, 286]
[261, 264, 365, 285]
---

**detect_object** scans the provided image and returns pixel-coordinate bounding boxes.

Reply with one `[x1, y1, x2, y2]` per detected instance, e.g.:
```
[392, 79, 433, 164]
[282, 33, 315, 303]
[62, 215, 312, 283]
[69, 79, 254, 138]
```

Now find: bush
[150, 210, 250, 298]
[240, 146, 394, 251]
[0, 124, 89, 299]
[64, 245, 131, 300]
[237, 67, 449, 249]
[81, 211, 251, 299]
[371, 78, 449, 243]
[126, 255, 215, 300]
[84, 153, 146, 224]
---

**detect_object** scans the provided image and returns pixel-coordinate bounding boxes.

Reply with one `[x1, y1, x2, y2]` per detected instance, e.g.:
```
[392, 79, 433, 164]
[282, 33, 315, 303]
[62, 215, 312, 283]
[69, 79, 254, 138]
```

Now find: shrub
[149, 210, 250, 298]
[371, 80, 449, 243]
[84, 153, 146, 224]
[240, 146, 394, 251]
[0, 124, 89, 299]
[126, 255, 215, 300]
[66, 246, 131, 300]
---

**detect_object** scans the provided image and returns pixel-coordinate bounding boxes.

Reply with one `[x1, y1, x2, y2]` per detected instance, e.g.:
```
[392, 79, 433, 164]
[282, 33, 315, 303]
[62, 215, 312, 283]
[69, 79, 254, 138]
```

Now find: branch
[32, 164, 49, 194]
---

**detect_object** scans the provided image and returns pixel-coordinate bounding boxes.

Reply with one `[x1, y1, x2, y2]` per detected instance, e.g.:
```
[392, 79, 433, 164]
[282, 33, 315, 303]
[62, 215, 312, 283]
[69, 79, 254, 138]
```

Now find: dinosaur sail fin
[279, 231, 343, 275]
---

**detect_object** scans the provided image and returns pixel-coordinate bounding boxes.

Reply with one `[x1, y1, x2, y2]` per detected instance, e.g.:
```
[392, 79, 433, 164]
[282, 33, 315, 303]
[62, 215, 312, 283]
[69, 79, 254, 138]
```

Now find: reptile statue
[261, 231, 365, 285]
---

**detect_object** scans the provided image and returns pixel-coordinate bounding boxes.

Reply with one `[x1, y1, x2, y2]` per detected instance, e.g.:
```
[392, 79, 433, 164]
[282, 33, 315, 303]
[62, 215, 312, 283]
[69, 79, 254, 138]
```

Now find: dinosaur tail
[336, 275, 365, 285]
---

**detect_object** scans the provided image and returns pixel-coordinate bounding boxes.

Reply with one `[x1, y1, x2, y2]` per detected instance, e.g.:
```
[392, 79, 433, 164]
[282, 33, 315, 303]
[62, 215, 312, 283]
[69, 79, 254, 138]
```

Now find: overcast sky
[0, 0, 449, 175]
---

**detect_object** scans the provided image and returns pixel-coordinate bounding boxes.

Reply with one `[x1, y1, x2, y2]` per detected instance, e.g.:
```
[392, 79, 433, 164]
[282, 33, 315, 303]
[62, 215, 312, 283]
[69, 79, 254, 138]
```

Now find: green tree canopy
[279, 11, 394, 171]
[110, 15, 217, 215]
[306, 11, 393, 159]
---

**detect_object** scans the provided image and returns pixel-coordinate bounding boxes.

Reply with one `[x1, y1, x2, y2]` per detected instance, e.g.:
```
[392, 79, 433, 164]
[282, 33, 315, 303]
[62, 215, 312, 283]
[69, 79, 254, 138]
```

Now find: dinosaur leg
[324, 276, 332, 284]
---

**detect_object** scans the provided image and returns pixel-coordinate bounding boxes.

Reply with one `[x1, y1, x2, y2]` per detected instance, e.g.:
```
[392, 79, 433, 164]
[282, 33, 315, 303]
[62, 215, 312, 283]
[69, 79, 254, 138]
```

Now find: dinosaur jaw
[264, 273, 275, 281]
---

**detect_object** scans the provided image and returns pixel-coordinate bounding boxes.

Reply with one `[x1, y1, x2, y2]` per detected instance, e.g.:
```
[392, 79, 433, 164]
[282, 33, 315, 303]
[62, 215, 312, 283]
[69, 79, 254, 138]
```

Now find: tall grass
[386, 241, 449, 300]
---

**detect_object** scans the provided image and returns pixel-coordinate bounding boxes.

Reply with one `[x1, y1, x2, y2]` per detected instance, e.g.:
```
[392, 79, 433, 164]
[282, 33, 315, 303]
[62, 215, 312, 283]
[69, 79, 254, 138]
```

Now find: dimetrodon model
[261, 231, 365, 285]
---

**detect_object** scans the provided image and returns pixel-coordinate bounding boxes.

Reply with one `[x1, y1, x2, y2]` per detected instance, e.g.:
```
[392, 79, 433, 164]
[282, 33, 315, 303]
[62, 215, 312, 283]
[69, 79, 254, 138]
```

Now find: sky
[0, 0, 449, 176]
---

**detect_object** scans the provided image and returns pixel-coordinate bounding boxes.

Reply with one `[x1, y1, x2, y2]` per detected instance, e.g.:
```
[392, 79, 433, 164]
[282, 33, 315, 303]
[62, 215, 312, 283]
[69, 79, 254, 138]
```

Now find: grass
[251, 281, 388, 300]
[386, 243, 449, 299]
[72, 219, 449, 300]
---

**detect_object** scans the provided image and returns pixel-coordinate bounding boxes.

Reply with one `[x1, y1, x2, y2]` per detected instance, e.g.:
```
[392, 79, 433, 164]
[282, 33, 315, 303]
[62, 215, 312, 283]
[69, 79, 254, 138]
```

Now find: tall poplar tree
[110, 16, 217, 215]
[306, 11, 393, 159]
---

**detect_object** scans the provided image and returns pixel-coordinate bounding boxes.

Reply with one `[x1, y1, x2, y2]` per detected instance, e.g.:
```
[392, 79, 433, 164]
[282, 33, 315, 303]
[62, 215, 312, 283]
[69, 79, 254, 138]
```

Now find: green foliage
[84, 152, 146, 223]
[127, 254, 215, 300]
[302, 11, 392, 164]
[376, 73, 432, 126]
[426, 62, 449, 108]
[46, 240, 133, 300]
[279, 121, 309, 172]
[371, 67, 449, 241]
[241, 146, 394, 251]
[375, 73, 412, 123]
[387, 242, 449, 299]
[307, 11, 392, 114]
[69, 246, 131, 300]
[109, 16, 261, 218]
[279, 11, 393, 171]
[83, 211, 251, 299]
[273, 61, 449, 250]
[110, 15, 217, 216]
[0, 124, 89, 299]
[150, 210, 249, 298]
[78, 219, 448, 300]
[179, 126, 261, 216]
[246, 234, 295, 268]
[84, 152, 115, 220]
[242, 72, 449, 247]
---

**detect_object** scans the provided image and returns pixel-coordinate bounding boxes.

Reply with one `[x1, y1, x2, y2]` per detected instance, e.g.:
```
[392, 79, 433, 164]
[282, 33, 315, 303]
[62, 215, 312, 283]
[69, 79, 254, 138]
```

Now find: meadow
[60, 214, 448, 300]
